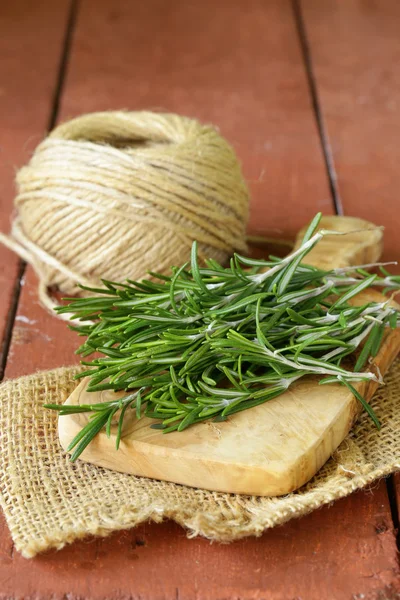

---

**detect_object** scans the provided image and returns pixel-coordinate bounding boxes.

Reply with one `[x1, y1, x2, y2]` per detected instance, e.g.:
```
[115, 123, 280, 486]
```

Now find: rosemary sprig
[45, 213, 400, 460]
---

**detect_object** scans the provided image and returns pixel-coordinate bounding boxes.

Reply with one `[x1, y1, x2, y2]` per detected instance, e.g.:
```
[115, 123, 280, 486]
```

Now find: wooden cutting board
[58, 216, 400, 496]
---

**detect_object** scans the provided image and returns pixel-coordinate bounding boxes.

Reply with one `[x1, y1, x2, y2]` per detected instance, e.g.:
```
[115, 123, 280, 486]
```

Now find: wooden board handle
[294, 215, 383, 270]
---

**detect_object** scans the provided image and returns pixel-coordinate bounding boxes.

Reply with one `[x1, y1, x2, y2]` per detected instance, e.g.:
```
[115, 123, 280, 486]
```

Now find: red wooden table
[1, 1, 400, 598]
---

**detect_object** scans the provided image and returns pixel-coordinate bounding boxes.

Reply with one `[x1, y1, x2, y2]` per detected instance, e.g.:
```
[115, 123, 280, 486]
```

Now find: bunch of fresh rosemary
[46, 214, 400, 461]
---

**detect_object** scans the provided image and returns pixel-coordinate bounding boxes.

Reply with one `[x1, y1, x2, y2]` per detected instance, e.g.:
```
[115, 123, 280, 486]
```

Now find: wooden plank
[58, 0, 332, 238]
[301, 0, 400, 262]
[301, 0, 400, 552]
[1, 492, 398, 600]
[0, 0, 73, 562]
[0, 0, 72, 371]
[1, 1, 397, 600]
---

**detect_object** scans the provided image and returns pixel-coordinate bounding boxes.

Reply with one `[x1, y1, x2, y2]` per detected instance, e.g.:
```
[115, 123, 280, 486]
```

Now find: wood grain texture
[302, 0, 400, 262]
[0, 492, 399, 600]
[0, 0, 399, 599]
[301, 0, 400, 551]
[0, 0, 72, 566]
[59, 0, 333, 238]
[59, 216, 400, 497]
[0, 0, 71, 370]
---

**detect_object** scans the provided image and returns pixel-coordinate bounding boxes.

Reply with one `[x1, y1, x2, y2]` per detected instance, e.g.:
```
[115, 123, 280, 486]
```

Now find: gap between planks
[0, 261, 25, 381]
[1, 2, 398, 588]
[0, 0, 79, 384]
[0, 0, 79, 561]
[294, 0, 400, 557]
[292, 0, 343, 216]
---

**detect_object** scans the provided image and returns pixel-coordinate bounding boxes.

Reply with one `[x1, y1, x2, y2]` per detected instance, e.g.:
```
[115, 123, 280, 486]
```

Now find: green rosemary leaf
[136, 389, 142, 420]
[69, 411, 110, 461]
[170, 262, 189, 314]
[371, 323, 386, 357]
[56, 406, 89, 415]
[234, 254, 275, 267]
[340, 378, 381, 429]
[389, 311, 398, 329]
[276, 213, 322, 295]
[77, 286, 116, 296]
[116, 402, 130, 450]
[106, 405, 119, 438]
[177, 407, 202, 431]
[301, 212, 323, 245]
[329, 275, 377, 311]
[286, 308, 317, 326]
[220, 366, 244, 391]
[191, 241, 208, 294]
[46, 216, 400, 461]
[223, 388, 285, 416]
[354, 324, 378, 371]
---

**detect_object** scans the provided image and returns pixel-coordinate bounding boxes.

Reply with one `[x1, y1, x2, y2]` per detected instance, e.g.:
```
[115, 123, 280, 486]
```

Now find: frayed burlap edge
[1, 363, 399, 558]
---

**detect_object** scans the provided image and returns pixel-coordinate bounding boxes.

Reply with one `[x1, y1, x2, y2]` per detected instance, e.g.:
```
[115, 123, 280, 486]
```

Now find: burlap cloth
[1, 364, 399, 559]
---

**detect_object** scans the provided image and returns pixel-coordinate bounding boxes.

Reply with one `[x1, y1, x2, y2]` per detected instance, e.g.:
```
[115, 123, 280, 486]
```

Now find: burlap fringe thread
[1, 363, 400, 559]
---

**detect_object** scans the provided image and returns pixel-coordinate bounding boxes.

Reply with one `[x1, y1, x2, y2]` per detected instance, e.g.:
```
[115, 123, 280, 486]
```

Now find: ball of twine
[0, 111, 249, 315]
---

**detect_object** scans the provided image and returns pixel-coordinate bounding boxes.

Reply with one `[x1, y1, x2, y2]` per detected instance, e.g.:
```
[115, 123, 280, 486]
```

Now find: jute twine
[1, 363, 399, 558]
[0, 111, 249, 315]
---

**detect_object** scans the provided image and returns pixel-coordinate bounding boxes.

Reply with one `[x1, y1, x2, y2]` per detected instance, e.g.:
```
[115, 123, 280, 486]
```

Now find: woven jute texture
[1, 364, 400, 559]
